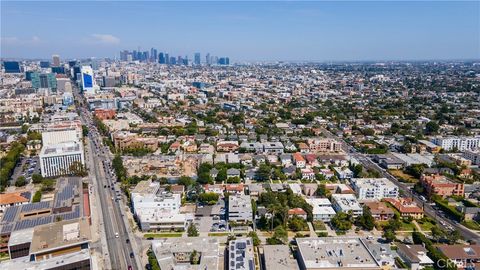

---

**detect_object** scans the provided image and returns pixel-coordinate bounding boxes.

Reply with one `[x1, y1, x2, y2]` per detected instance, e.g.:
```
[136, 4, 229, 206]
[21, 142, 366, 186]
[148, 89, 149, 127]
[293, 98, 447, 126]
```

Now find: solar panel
[2, 206, 20, 222]
[1, 223, 14, 234]
[21, 201, 51, 213]
[14, 216, 53, 231]
[54, 184, 72, 208]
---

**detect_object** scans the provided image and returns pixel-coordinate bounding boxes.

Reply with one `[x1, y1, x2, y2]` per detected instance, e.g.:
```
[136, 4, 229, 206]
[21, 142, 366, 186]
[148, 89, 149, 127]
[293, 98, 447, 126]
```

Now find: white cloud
[90, 34, 120, 45]
[2, 36, 41, 46]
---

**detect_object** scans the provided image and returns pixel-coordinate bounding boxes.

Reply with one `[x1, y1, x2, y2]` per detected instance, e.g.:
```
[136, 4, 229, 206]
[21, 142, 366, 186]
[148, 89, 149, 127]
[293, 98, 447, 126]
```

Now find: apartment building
[228, 238, 254, 270]
[228, 194, 252, 223]
[306, 198, 336, 222]
[331, 194, 363, 217]
[420, 173, 464, 198]
[463, 150, 480, 165]
[131, 180, 187, 231]
[431, 136, 480, 151]
[307, 138, 342, 153]
[384, 198, 424, 219]
[350, 178, 399, 200]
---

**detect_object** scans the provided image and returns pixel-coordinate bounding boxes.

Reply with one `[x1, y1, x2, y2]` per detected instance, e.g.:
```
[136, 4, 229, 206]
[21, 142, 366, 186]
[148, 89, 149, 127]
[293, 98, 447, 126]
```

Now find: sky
[1, 1, 479, 62]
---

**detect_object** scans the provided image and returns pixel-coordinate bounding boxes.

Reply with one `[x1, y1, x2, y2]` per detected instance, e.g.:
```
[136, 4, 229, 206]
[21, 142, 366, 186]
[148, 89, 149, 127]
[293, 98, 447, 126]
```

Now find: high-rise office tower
[81, 66, 96, 95]
[52, 55, 60, 66]
[206, 53, 211, 65]
[68, 60, 77, 68]
[165, 53, 170, 64]
[31, 72, 57, 91]
[150, 48, 157, 62]
[194, 53, 201, 65]
[159, 52, 166, 64]
[40, 61, 50, 68]
[3, 61, 21, 73]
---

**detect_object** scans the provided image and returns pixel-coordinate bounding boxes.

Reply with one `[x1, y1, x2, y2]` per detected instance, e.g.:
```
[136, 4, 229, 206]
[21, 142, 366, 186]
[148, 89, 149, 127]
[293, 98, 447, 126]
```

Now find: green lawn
[416, 217, 437, 231]
[208, 232, 230, 237]
[377, 220, 416, 231]
[462, 220, 480, 231]
[144, 233, 182, 238]
[312, 221, 327, 231]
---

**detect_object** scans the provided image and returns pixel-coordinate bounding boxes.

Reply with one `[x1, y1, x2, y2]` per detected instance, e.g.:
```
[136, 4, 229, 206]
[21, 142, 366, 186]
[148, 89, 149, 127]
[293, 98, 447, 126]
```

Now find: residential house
[397, 244, 434, 270]
[364, 201, 394, 221]
[384, 198, 424, 219]
[293, 152, 306, 168]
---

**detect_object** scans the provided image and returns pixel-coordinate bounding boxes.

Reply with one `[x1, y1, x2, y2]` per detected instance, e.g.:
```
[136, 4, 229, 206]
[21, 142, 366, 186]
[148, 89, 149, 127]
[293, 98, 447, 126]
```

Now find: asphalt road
[321, 127, 480, 243]
[75, 89, 141, 270]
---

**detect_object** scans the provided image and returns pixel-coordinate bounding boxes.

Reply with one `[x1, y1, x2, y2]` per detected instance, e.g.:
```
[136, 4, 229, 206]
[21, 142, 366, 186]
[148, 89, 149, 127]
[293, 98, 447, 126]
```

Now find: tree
[198, 192, 219, 205]
[247, 231, 261, 246]
[190, 249, 200, 265]
[197, 163, 213, 184]
[331, 212, 353, 231]
[32, 190, 42, 202]
[383, 229, 396, 243]
[41, 178, 55, 192]
[187, 223, 199, 237]
[256, 164, 271, 181]
[32, 173, 43, 184]
[216, 168, 227, 183]
[431, 226, 446, 242]
[178, 176, 194, 187]
[447, 230, 462, 244]
[288, 216, 308, 232]
[82, 125, 89, 137]
[273, 226, 288, 244]
[15, 176, 27, 187]
[425, 121, 440, 135]
[69, 161, 88, 177]
[355, 207, 375, 231]
[315, 184, 331, 198]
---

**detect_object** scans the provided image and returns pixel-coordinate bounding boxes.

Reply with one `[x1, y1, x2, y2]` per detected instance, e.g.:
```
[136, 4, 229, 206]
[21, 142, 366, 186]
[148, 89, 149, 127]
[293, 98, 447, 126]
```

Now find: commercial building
[151, 237, 220, 270]
[0, 249, 91, 270]
[39, 141, 85, 177]
[228, 194, 253, 223]
[306, 198, 336, 222]
[296, 237, 382, 270]
[80, 66, 97, 95]
[3, 61, 21, 73]
[331, 194, 363, 217]
[431, 136, 480, 151]
[52, 55, 60, 66]
[262, 245, 299, 270]
[228, 238, 255, 270]
[350, 178, 398, 200]
[42, 129, 79, 146]
[31, 72, 57, 91]
[0, 178, 87, 255]
[131, 180, 187, 231]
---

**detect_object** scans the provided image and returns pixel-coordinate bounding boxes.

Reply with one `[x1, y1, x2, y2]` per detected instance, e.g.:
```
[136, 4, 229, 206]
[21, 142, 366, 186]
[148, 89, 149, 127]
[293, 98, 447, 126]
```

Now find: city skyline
[1, 1, 479, 61]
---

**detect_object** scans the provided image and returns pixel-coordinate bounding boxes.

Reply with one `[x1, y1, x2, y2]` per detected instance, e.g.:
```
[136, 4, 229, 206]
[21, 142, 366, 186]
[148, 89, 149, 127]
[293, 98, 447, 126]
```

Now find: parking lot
[194, 199, 228, 233]
[10, 156, 40, 186]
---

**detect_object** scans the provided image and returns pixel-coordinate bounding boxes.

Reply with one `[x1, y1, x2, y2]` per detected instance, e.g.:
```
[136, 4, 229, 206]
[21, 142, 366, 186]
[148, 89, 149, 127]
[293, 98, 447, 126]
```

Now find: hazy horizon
[2, 1, 479, 61]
